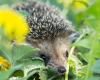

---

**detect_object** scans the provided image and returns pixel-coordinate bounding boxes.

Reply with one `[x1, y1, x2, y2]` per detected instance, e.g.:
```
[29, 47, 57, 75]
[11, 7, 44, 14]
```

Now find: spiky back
[13, 1, 75, 40]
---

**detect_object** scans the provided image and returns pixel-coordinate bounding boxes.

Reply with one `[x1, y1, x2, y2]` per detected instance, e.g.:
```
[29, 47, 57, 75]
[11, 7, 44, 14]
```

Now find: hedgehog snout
[57, 66, 66, 74]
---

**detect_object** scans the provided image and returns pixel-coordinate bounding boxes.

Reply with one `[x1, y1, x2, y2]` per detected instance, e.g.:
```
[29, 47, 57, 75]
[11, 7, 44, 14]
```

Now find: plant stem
[65, 32, 86, 80]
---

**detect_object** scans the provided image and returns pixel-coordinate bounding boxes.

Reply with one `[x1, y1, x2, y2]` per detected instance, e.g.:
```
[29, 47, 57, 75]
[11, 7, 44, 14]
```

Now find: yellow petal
[0, 7, 29, 42]
[0, 56, 10, 71]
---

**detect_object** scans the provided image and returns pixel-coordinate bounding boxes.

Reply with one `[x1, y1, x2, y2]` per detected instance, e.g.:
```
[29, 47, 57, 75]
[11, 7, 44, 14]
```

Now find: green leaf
[89, 76, 100, 80]
[9, 77, 25, 80]
[12, 44, 39, 62]
[0, 0, 13, 5]
[0, 68, 14, 80]
[12, 70, 24, 77]
[39, 69, 47, 80]
[75, 39, 90, 49]
[0, 44, 12, 63]
[86, 0, 100, 31]
[67, 9, 77, 27]
[21, 58, 45, 79]
[91, 59, 100, 74]
[93, 38, 100, 58]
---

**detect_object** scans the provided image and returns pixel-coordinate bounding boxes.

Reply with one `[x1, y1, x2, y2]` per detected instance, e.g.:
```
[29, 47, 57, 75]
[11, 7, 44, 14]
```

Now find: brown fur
[27, 36, 70, 72]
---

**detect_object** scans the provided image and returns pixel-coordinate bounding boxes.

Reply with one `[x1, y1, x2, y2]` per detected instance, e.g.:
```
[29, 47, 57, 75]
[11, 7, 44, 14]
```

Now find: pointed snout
[57, 66, 66, 74]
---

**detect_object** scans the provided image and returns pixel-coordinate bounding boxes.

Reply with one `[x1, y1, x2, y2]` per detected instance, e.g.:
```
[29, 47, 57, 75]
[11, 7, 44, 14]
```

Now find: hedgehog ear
[68, 32, 80, 43]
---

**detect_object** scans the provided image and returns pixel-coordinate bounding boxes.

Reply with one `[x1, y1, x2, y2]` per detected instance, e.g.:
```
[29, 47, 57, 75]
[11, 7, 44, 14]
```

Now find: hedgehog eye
[39, 53, 50, 61]
[66, 51, 69, 58]
[40, 54, 46, 59]
[39, 53, 50, 65]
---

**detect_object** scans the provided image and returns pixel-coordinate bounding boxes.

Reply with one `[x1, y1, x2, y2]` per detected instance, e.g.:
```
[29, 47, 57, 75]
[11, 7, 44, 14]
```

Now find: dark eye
[66, 51, 69, 58]
[39, 53, 50, 65]
[40, 54, 46, 59]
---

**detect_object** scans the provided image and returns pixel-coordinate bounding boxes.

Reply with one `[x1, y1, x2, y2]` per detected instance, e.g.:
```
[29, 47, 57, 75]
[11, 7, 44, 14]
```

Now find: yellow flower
[0, 7, 29, 42]
[0, 56, 10, 71]
[57, 0, 88, 12]
[73, 0, 88, 12]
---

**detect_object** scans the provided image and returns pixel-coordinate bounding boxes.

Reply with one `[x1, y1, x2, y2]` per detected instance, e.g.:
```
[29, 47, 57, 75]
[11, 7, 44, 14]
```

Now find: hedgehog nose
[58, 66, 66, 73]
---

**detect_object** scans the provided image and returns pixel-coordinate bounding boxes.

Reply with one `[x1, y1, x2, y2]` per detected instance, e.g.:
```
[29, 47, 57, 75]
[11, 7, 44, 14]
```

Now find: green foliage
[0, 0, 100, 80]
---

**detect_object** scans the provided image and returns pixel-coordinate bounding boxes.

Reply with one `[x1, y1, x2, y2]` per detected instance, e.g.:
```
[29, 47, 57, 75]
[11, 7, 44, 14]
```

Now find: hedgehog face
[31, 37, 70, 74]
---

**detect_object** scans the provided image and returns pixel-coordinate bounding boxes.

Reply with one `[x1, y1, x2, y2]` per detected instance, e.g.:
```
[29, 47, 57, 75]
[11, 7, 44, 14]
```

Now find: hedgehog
[12, 0, 79, 74]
